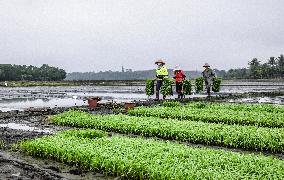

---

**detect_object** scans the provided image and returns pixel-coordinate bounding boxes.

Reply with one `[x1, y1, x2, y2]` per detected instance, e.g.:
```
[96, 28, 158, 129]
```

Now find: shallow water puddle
[229, 96, 284, 104]
[0, 123, 52, 133]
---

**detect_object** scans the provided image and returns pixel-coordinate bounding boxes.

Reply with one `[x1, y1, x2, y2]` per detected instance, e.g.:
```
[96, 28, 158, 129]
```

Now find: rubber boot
[207, 89, 211, 97]
[155, 91, 160, 101]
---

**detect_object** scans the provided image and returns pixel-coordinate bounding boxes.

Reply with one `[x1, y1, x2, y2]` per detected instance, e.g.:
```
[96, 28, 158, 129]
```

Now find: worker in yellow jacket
[155, 59, 169, 100]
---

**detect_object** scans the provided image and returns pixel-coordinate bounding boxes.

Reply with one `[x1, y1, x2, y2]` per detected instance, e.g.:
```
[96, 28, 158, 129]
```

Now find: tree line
[0, 64, 66, 81]
[1, 54, 283, 81]
[221, 54, 284, 79]
[66, 70, 201, 80]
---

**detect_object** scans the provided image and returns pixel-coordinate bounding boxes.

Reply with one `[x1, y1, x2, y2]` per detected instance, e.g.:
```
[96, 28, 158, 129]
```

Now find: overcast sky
[0, 0, 283, 72]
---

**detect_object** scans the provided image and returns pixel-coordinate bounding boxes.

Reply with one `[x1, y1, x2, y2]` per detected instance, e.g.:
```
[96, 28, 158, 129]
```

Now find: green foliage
[21, 129, 284, 179]
[189, 102, 206, 109]
[223, 54, 284, 79]
[195, 77, 204, 93]
[249, 58, 262, 79]
[10, 143, 21, 151]
[162, 101, 181, 107]
[145, 79, 155, 96]
[160, 78, 174, 97]
[66, 70, 202, 81]
[60, 129, 107, 139]
[185, 102, 284, 113]
[0, 140, 4, 149]
[51, 111, 284, 153]
[224, 68, 249, 79]
[0, 64, 66, 81]
[182, 79, 192, 95]
[212, 77, 222, 92]
[129, 103, 284, 128]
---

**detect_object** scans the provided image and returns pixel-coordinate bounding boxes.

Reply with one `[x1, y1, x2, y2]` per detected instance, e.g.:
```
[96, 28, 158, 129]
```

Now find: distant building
[122, 66, 125, 72]
[126, 69, 132, 72]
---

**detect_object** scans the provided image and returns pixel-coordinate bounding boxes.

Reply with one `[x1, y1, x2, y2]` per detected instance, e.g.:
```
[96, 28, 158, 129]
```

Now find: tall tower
[122, 65, 125, 72]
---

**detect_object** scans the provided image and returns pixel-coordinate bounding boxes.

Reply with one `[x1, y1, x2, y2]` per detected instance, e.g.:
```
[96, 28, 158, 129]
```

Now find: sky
[0, 0, 283, 72]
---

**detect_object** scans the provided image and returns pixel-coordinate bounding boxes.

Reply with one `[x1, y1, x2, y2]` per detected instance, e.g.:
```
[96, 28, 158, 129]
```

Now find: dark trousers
[205, 80, 211, 96]
[176, 82, 183, 99]
[156, 80, 165, 100]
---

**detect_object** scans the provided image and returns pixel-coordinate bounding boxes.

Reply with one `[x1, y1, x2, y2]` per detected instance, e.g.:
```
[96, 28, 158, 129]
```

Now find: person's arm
[211, 70, 216, 77]
[164, 67, 169, 77]
[182, 71, 186, 79]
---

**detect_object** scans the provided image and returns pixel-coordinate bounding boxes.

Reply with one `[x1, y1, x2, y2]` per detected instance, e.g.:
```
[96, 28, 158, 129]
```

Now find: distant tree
[277, 54, 284, 78]
[248, 58, 262, 79]
[261, 63, 270, 79]
[0, 64, 66, 81]
[268, 57, 276, 66]
[213, 69, 226, 77]
[265, 57, 277, 78]
[223, 68, 249, 79]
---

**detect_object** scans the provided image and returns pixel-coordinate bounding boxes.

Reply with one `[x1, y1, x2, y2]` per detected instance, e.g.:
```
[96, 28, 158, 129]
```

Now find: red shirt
[174, 70, 186, 83]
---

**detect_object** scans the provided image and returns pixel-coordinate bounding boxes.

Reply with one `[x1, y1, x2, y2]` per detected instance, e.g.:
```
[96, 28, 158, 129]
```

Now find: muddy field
[0, 81, 284, 179]
[1, 98, 284, 179]
[0, 80, 283, 112]
[0, 106, 121, 180]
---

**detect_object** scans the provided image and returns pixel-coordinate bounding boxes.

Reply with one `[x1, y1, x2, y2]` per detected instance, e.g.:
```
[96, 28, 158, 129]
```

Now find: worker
[202, 63, 215, 97]
[173, 65, 186, 99]
[155, 59, 169, 100]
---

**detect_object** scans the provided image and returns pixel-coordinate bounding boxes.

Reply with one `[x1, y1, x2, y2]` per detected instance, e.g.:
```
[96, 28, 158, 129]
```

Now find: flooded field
[0, 80, 284, 111]
[0, 86, 145, 112]
[0, 80, 283, 179]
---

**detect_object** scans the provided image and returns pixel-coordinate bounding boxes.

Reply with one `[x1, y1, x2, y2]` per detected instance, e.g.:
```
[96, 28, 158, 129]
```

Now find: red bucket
[124, 102, 136, 112]
[87, 96, 101, 110]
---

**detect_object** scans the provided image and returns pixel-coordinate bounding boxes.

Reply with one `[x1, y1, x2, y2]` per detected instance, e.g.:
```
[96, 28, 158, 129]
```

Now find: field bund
[20, 102, 284, 179]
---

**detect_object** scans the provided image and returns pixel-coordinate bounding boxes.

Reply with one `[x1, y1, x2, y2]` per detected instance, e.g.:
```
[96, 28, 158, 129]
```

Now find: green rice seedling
[185, 102, 284, 113]
[51, 110, 284, 153]
[162, 101, 181, 107]
[145, 79, 155, 96]
[195, 77, 204, 93]
[160, 78, 174, 97]
[212, 77, 222, 92]
[0, 140, 5, 149]
[182, 79, 192, 95]
[21, 129, 284, 179]
[129, 105, 284, 128]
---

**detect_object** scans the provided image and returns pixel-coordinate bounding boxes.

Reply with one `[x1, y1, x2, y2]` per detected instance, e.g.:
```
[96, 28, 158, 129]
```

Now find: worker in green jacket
[202, 63, 215, 97]
[155, 59, 169, 100]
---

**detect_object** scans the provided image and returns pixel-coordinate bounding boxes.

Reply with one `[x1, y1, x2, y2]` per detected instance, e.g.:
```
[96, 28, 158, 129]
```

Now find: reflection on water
[0, 123, 51, 133]
[229, 96, 284, 105]
[66, 92, 148, 99]
[0, 93, 148, 112]
[0, 84, 283, 111]
[0, 98, 87, 112]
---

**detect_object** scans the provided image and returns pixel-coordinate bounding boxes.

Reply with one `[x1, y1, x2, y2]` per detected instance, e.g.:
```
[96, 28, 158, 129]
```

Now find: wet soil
[0, 100, 283, 180]
[0, 150, 114, 180]
[0, 107, 118, 180]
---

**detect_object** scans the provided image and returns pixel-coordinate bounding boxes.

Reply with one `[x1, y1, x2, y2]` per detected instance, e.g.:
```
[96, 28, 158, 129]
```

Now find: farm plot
[19, 101, 284, 179]
[128, 102, 284, 128]
[184, 102, 284, 113]
[21, 129, 284, 180]
[51, 110, 284, 153]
